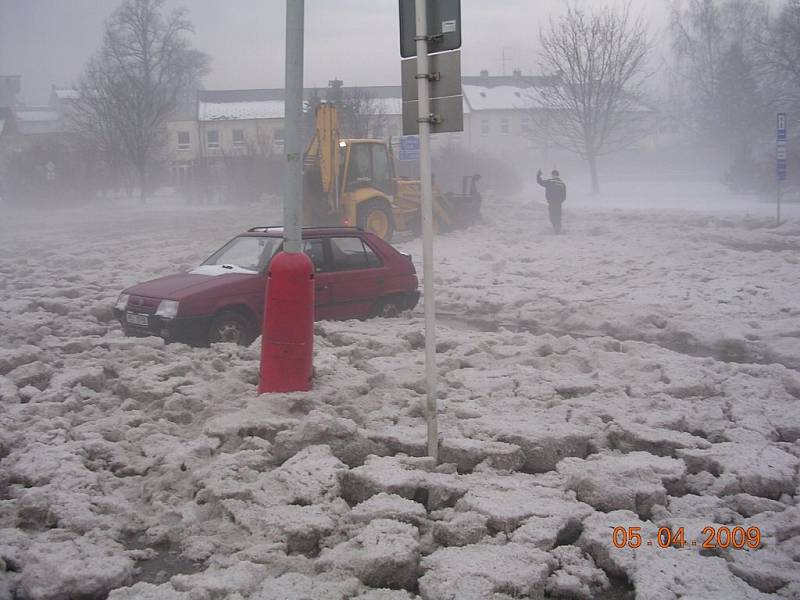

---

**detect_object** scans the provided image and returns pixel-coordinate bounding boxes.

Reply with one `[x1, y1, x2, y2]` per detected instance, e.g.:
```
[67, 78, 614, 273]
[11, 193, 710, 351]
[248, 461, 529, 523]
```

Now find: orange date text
[611, 526, 762, 550]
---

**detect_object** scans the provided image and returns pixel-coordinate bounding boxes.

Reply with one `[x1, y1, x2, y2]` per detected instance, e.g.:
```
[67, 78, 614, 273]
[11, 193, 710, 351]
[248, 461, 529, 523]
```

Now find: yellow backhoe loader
[303, 103, 481, 241]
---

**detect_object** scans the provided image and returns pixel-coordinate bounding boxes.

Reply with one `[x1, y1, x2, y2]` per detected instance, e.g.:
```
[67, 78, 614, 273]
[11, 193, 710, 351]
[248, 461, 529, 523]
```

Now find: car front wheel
[208, 310, 255, 346]
[372, 296, 404, 318]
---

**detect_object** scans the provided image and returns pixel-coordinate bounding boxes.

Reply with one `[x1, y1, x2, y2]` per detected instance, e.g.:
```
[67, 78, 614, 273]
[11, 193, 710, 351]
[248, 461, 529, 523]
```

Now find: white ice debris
[350, 493, 428, 525]
[18, 532, 134, 600]
[318, 519, 420, 589]
[418, 543, 557, 599]
[454, 476, 594, 533]
[545, 545, 610, 600]
[677, 442, 798, 499]
[1, 193, 799, 598]
[557, 451, 687, 519]
[432, 510, 489, 547]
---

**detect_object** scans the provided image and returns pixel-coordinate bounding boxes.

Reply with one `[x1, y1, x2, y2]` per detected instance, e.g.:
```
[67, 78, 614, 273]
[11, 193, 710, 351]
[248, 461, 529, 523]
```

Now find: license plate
[126, 312, 149, 327]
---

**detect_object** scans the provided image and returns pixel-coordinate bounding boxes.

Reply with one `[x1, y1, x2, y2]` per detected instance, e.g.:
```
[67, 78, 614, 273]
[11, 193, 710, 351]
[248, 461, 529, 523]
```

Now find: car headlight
[114, 293, 129, 311]
[155, 299, 179, 319]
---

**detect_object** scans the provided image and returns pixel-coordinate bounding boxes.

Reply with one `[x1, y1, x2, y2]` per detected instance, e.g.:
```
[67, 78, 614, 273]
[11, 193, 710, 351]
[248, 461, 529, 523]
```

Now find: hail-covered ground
[1, 181, 799, 600]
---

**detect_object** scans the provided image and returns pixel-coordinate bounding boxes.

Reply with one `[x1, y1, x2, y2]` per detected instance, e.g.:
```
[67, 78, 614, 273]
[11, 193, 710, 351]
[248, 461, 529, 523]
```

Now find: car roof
[240, 226, 369, 238]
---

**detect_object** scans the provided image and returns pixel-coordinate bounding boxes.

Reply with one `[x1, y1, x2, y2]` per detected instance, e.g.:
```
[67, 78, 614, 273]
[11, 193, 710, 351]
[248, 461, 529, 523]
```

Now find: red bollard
[258, 251, 314, 392]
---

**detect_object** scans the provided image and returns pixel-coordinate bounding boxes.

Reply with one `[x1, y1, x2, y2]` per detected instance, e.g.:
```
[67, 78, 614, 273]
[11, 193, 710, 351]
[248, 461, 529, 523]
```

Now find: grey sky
[0, 0, 669, 105]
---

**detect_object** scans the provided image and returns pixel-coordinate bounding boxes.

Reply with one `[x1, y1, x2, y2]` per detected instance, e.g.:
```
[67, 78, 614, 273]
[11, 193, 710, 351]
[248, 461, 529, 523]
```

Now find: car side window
[363, 240, 382, 267]
[330, 237, 381, 271]
[302, 239, 328, 273]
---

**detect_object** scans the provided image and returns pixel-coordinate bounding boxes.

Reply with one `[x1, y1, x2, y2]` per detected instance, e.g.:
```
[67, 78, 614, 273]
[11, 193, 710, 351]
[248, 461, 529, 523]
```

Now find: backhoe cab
[302, 103, 481, 242]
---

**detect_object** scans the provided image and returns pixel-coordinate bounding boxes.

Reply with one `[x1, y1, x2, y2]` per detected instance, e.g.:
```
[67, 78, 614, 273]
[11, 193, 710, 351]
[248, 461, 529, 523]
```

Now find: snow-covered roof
[198, 100, 284, 121]
[463, 85, 540, 112]
[198, 93, 406, 122]
[15, 109, 59, 122]
[53, 88, 79, 100]
[13, 108, 63, 135]
[373, 97, 402, 116]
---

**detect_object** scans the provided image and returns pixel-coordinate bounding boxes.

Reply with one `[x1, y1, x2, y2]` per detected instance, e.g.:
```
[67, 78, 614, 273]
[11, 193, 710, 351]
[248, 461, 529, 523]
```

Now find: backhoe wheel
[358, 199, 395, 242]
[208, 310, 255, 346]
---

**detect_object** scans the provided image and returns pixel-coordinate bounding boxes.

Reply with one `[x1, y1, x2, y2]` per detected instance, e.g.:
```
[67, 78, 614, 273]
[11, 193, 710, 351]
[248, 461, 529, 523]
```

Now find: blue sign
[777, 113, 787, 141]
[398, 135, 420, 161]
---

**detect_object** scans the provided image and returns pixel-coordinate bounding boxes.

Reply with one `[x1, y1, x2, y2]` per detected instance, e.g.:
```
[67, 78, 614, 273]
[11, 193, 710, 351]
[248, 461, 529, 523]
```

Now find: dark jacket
[537, 173, 566, 204]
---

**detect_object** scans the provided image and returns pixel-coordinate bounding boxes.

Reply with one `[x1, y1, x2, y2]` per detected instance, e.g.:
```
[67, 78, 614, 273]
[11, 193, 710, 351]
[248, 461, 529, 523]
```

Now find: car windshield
[201, 236, 281, 272]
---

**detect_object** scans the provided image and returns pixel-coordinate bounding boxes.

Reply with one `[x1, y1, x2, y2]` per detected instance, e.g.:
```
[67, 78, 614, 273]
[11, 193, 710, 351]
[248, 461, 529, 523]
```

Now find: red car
[112, 226, 420, 346]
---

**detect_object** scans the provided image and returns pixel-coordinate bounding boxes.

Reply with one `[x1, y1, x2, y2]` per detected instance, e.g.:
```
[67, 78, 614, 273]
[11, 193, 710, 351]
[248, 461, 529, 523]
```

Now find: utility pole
[415, 0, 438, 462]
[400, 0, 462, 461]
[284, 0, 304, 253]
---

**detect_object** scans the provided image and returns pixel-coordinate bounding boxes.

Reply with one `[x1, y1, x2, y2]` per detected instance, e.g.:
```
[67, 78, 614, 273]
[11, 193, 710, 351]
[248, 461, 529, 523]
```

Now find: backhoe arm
[304, 103, 341, 209]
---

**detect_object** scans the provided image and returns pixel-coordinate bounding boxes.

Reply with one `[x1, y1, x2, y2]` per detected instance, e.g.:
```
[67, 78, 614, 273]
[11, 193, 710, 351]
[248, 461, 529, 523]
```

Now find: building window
[480, 120, 489, 135]
[177, 131, 190, 150]
[173, 163, 192, 185]
[272, 128, 285, 152]
[232, 129, 245, 146]
[500, 118, 509, 134]
[206, 129, 220, 149]
[521, 117, 531, 135]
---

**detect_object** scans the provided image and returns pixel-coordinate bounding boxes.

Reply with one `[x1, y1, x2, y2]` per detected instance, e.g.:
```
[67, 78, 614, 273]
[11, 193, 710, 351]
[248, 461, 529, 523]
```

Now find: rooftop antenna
[499, 46, 515, 75]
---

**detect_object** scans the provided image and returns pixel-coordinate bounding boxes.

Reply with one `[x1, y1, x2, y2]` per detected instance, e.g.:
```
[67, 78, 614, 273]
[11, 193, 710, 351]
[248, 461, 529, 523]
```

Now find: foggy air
[0, 1, 798, 599]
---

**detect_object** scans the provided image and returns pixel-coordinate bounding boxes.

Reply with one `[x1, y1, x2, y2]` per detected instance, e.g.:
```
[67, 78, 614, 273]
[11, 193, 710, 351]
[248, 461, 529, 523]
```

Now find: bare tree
[756, 0, 800, 103]
[323, 80, 390, 139]
[535, 2, 651, 194]
[72, 0, 209, 203]
[668, 0, 766, 135]
[668, 0, 774, 190]
[339, 88, 390, 139]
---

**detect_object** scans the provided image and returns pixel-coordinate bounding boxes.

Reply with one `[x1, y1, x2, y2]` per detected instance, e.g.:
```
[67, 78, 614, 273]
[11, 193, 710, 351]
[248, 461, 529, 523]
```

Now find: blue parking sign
[399, 135, 420, 161]
[777, 114, 787, 181]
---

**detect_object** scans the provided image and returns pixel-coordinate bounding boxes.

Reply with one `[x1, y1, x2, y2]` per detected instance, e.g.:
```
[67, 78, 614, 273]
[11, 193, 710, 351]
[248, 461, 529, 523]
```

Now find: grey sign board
[402, 95, 464, 135]
[401, 50, 461, 102]
[399, 0, 461, 58]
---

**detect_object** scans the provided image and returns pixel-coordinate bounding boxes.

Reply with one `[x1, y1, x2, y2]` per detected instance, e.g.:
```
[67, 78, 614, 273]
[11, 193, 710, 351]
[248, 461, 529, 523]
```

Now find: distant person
[536, 169, 567, 234]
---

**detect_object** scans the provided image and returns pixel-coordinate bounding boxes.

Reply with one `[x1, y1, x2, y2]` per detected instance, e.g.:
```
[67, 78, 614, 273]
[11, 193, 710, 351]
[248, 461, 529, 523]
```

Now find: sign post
[284, 0, 305, 253]
[777, 113, 787, 227]
[400, 0, 462, 462]
[415, 0, 438, 462]
[258, 0, 314, 393]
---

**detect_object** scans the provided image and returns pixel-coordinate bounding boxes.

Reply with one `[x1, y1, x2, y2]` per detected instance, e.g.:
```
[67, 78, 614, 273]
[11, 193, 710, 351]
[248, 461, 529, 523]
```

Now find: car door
[327, 236, 387, 319]
[302, 238, 334, 320]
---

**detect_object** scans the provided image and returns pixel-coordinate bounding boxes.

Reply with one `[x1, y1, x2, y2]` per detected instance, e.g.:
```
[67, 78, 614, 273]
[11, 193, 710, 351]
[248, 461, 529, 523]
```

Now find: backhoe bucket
[432, 174, 482, 233]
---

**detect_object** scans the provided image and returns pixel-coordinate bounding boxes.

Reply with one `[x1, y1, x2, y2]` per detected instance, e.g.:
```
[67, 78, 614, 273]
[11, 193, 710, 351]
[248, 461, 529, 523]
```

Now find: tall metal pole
[284, 0, 304, 254]
[415, 0, 438, 462]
